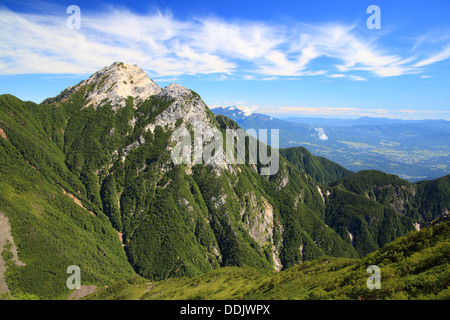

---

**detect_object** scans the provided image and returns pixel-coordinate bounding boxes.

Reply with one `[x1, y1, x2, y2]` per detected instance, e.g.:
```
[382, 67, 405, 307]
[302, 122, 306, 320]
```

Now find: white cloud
[349, 75, 367, 81]
[326, 73, 366, 81]
[237, 105, 258, 116]
[0, 6, 449, 78]
[315, 127, 329, 140]
[414, 46, 450, 67]
[192, 18, 284, 61]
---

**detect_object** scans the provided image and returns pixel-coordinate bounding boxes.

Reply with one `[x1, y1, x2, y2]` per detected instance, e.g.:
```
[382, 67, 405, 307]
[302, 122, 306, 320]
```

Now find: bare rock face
[60, 63, 229, 174]
[150, 83, 211, 131]
[79, 62, 161, 110]
[145, 83, 229, 174]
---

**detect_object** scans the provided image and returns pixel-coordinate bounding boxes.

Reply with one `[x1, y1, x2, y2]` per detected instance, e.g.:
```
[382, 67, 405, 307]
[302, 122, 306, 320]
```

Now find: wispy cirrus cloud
[1, 5, 450, 78]
[414, 46, 450, 67]
[411, 31, 450, 68]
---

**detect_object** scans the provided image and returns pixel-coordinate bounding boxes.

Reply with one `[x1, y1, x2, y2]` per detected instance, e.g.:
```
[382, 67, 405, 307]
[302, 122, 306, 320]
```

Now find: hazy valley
[212, 107, 450, 182]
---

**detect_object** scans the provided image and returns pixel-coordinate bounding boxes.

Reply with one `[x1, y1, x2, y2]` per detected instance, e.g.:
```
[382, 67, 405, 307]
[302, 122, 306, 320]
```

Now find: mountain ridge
[0, 62, 448, 299]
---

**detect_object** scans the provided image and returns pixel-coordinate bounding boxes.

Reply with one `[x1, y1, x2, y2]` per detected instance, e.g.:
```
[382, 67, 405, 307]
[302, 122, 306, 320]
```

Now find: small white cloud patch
[315, 127, 328, 140]
[237, 105, 258, 116]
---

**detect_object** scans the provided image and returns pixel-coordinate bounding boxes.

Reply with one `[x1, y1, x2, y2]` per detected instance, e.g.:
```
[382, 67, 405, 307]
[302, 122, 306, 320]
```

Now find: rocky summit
[57, 62, 162, 110]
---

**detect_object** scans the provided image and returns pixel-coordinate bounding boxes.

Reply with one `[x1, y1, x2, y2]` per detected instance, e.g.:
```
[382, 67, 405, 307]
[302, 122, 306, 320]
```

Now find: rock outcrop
[60, 62, 162, 110]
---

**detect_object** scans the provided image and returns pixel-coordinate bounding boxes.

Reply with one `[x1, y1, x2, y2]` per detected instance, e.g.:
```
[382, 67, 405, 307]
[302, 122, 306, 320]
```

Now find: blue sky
[1, 0, 450, 119]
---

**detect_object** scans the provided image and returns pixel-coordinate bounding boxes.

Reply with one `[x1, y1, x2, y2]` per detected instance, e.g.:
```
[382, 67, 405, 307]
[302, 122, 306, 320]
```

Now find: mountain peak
[157, 83, 194, 101]
[50, 62, 162, 110]
[82, 62, 161, 110]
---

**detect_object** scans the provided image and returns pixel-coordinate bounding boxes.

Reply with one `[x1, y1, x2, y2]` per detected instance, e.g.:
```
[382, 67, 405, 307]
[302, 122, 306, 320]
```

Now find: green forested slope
[1, 63, 448, 300]
[280, 146, 353, 184]
[0, 95, 135, 299]
[331, 170, 450, 224]
[83, 220, 450, 300]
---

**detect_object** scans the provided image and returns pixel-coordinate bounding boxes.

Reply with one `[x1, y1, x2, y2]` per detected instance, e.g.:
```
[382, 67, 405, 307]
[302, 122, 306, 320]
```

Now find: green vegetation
[0, 94, 135, 299]
[325, 188, 411, 256]
[84, 221, 450, 300]
[331, 170, 450, 223]
[1, 65, 448, 300]
[280, 146, 353, 184]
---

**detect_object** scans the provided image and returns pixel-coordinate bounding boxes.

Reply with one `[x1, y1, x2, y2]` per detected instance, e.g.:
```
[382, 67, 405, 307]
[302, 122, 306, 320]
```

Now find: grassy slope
[84, 221, 450, 300]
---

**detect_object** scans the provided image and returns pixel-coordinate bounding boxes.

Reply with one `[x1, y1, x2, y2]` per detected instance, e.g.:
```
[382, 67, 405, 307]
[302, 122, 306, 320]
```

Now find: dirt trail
[0, 127, 7, 140]
[0, 213, 25, 293]
[61, 188, 94, 216]
[66, 285, 97, 300]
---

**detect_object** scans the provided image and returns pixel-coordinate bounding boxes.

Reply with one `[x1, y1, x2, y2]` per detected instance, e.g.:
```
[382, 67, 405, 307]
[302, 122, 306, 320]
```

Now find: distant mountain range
[283, 116, 450, 126]
[211, 107, 450, 182]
